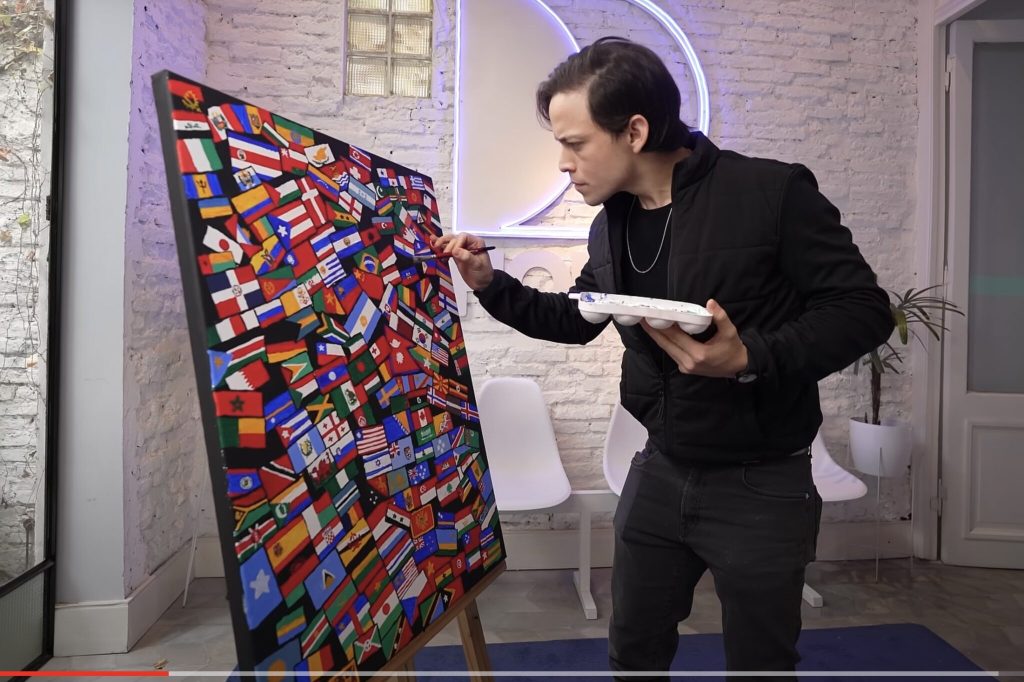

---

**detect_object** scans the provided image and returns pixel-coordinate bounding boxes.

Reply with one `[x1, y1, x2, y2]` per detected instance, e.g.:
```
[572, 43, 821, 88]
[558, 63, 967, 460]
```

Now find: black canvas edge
[150, 69, 256, 670]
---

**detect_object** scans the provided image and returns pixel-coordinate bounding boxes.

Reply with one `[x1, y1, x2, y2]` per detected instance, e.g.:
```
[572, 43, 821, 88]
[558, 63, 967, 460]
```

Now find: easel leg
[572, 509, 598, 619]
[457, 598, 493, 682]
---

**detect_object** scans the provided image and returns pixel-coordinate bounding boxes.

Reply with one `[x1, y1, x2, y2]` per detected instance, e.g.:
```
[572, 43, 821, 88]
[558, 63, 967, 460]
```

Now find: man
[433, 37, 893, 678]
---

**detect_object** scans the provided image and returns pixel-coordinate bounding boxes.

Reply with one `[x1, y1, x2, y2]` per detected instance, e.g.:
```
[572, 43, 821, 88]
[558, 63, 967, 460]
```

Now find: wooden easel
[375, 561, 506, 682]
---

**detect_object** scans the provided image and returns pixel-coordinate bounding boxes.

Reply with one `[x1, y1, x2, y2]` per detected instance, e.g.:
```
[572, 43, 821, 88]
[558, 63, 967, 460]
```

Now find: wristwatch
[735, 353, 758, 384]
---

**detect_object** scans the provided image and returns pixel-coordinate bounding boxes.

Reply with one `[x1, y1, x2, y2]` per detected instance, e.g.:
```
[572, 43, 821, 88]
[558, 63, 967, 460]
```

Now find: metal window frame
[0, 0, 68, 675]
[345, 0, 434, 97]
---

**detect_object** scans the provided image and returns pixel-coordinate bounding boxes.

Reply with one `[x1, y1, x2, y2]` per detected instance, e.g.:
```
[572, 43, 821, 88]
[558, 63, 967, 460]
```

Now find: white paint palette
[571, 292, 713, 334]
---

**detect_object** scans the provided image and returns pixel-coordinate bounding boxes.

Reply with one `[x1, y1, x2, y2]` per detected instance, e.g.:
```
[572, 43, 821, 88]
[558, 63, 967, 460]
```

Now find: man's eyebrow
[556, 135, 583, 143]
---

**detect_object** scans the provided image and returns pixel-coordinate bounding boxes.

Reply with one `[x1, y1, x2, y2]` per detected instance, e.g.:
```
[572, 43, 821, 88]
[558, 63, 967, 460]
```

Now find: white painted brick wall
[187, 0, 918, 540]
[0, 0, 49, 582]
[123, 0, 208, 593]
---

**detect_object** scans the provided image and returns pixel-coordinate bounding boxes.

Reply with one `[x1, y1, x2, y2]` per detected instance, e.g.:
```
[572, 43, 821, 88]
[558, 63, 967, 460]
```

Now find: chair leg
[571, 509, 598, 619]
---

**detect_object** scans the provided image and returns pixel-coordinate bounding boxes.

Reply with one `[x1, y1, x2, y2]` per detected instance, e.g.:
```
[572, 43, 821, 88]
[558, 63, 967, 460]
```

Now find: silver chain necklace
[625, 196, 672, 275]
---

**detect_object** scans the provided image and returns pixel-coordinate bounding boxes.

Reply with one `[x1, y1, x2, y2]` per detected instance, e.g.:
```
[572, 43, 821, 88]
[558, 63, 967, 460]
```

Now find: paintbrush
[411, 245, 496, 264]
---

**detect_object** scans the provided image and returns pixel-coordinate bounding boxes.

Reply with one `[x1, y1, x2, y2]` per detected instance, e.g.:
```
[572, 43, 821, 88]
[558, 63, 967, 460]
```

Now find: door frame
[941, 17, 1024, 567]
[911, 0, 989, 560]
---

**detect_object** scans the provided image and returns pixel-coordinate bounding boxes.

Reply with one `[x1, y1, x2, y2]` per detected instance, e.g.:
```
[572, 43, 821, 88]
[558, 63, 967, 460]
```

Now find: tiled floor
[41, 559, 1024, 680]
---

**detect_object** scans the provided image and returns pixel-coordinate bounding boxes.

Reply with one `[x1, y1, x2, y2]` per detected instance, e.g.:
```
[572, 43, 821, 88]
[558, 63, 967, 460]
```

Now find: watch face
[737, 372, 757, 384]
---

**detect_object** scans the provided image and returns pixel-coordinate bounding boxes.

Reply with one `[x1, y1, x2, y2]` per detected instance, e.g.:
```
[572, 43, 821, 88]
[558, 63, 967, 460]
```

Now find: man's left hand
[641, 299, 748, 378]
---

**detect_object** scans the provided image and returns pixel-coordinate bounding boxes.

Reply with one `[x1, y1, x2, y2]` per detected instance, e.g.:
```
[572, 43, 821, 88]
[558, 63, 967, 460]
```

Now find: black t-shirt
[620, 200, 672, 300]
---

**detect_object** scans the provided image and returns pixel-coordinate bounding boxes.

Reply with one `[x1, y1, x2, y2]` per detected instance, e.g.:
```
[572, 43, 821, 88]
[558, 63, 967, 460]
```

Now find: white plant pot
[848, 418, 912, 477]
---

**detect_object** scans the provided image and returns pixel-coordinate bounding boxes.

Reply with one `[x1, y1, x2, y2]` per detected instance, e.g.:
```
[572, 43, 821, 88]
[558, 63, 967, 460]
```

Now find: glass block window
[346, 0, 433, 97]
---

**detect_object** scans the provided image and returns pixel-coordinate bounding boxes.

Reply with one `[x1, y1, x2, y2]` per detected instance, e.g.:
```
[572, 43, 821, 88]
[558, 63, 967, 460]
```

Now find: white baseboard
[54, 541, 193, 656]
[190, 518, 911, 583]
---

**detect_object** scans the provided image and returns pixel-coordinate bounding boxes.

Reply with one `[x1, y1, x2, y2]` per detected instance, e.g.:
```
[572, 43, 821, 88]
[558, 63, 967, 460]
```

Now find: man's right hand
[430, 233, 495, 292]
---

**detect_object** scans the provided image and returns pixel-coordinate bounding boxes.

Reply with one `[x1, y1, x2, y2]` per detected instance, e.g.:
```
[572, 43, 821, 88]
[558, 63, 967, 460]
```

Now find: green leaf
[894, 307, 908, 345]
[16, 213, 30, 227]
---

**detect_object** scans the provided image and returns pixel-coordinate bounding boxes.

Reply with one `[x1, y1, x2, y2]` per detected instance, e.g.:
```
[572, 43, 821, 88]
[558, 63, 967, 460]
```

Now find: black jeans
[609, 446, 823, 681]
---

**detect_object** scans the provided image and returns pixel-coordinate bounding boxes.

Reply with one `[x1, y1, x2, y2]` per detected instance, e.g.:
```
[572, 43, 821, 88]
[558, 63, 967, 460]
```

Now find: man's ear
[626, 114, 649, 153]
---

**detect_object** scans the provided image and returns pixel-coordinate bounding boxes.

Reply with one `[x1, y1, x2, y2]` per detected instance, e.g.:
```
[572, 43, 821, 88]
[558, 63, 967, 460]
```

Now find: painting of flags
[153, 71, 504, 676]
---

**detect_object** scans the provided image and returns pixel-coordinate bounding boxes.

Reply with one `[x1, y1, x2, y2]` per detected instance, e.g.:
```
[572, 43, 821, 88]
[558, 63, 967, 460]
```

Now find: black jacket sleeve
[739, 165, 894, 387]
[472, 217, 611, 345]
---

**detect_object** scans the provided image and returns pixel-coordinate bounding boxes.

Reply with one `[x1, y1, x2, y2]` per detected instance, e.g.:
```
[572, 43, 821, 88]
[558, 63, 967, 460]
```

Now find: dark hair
[536, 36, 692, 152]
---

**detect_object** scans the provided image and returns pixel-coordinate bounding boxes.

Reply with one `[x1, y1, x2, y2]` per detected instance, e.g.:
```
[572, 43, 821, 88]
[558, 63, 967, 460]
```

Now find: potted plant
[849, 285, 963, 476]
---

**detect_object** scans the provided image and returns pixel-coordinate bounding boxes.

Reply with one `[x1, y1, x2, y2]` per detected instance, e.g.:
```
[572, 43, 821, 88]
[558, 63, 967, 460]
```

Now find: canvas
[152, 71, 505, 676]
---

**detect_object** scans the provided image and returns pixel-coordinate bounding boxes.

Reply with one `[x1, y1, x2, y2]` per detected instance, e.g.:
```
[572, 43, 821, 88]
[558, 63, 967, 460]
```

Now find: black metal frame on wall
[0, 0, 68, 675]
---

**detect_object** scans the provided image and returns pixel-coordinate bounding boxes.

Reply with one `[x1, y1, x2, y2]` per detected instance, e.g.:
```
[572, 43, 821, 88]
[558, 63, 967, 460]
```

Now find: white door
[942, 20, 1024, 568]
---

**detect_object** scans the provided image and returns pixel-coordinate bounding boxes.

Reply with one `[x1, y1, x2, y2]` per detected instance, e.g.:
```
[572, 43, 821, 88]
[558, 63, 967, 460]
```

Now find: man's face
[549, 88, 635, 206]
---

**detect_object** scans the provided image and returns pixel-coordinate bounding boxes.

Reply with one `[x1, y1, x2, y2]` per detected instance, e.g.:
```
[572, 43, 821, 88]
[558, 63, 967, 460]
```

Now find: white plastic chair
[476, 377, 572, 511]
[602, 403, 649, 496]
[803, 430, 868, 607]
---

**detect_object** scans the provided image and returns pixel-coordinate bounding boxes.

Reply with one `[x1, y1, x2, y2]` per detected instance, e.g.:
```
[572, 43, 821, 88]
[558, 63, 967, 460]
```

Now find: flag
[343, 293, 381, 343]
[258, 266, 297, 301]
[225, 359, 270, 391]
[239, 548, 283, 628]
[198, 251, 235, 275]
[334, 226, 364, 259]
[169, 78, 204, 107]
[202, 225, 243, 264]
[176, 137, 222, 173]
[280, 350, 313, 384]
[232, 184, 278, 224]
[281, 145, 308, 175]
[286, 426, 327, 472]
[183, 172, 223, 199]
[349, 145, 372, 169]
[225, 466, 260, 493]
[228, 131, 282, 180]
[197, 197, 233, 220]
[323, 574, 358, 630]
[285, 241, 319, 277]
[275, 408, 314, 447]
[213, 390, 262, 417]
[319, 412, 353, 453]
[265, 515, 312, 575]
[272, 200, 317, 249]
[307, 165, 340, 202]
[304, 143, 335, 167]
[233, 165, 261, 191]
[225, 334, 267, 372]
[211, 310, 259, 344]
[314, 356, 350, 394]
[233, 489, 272, 536]
[275, 607, 306, 645]
[234, 513, 276, 562]
[206, 266, 264, 318]
[303, 543, 347, 608]
[306, 393, 334, 423]
[347, 177, 377, 209]
[218, 416, 266, 449]
[287, 307, 320, 341]
[273, 114, 315, 148]
[254, 299, 286, 327]
[267, 339, 306, 363]
[250, 236, 285, 275]
[371, 586, 402, 636]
